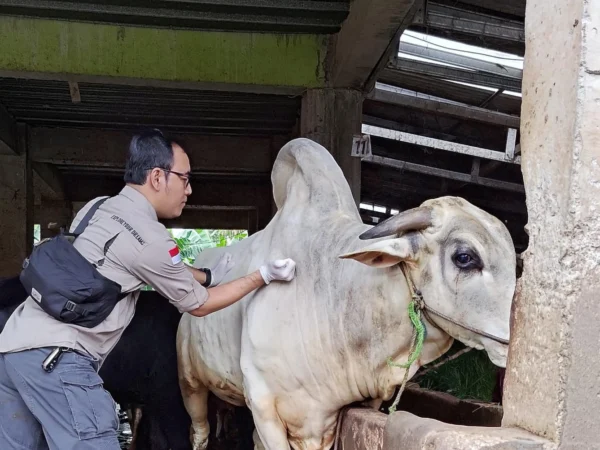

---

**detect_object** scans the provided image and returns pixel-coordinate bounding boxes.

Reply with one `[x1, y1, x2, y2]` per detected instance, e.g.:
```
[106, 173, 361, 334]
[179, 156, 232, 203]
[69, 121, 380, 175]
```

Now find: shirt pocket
[58, 369, 119, 440]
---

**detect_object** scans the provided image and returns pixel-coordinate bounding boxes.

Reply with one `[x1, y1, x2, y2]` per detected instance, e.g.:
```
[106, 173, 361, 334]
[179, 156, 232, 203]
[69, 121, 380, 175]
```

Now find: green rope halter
[385, 280, 427, 414]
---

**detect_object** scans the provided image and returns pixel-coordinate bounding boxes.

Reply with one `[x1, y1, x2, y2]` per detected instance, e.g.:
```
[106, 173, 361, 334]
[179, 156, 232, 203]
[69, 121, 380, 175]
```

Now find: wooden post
[300, 89, 363, 205]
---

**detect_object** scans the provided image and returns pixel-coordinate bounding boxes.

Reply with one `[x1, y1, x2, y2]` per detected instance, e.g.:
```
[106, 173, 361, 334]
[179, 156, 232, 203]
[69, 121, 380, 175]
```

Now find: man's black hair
[124, 129, 185, 185]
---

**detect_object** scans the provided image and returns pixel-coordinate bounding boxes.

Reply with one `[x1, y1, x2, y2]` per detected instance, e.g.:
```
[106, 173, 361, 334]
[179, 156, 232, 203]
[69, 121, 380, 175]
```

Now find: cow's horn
[359, 206, 432, 240]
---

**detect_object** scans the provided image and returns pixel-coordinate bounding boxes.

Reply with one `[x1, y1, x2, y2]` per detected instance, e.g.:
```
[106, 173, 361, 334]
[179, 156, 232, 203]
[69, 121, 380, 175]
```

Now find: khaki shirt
[0, 186, 208, 364]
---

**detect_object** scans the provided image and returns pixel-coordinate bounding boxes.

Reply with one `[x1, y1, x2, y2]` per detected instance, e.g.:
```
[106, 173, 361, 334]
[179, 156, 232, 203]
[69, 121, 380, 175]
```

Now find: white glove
[209, 252, 235, 287]
[259, 259, 296, 285]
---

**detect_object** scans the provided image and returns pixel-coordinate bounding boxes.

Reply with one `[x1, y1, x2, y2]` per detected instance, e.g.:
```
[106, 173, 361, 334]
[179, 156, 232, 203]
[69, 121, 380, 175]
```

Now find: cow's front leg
[252, 428, 266, 450]
[246, 392, 291, 450]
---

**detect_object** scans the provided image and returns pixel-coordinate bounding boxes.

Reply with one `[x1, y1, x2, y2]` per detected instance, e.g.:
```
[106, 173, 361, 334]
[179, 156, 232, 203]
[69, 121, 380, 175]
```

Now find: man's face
[156, 143, 192, 219]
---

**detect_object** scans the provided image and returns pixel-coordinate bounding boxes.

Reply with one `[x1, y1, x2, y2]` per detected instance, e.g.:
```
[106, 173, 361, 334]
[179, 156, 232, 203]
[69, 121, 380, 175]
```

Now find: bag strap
[70, 197, 110, 237]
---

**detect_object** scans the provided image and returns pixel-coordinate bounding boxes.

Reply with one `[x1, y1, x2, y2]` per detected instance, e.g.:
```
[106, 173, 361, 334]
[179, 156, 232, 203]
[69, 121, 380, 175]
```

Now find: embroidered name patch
[111, 215, 146, 246]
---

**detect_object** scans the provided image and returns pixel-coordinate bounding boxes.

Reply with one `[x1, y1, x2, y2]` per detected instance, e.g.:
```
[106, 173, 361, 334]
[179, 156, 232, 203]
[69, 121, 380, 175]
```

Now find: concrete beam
[0, 16, 326, 93]
[327, 0, 419, 89]
[30, 127, 274, 174]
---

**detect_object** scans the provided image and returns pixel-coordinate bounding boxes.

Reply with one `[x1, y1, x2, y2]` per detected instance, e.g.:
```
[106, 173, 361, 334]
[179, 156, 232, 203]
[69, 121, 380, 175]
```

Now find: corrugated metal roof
[0, 0, 350, 34]
[0, 78, 300, 136]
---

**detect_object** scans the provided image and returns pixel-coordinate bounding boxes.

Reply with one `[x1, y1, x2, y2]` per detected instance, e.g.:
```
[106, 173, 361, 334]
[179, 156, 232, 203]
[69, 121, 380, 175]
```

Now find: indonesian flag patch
[169, 246, 182, 264]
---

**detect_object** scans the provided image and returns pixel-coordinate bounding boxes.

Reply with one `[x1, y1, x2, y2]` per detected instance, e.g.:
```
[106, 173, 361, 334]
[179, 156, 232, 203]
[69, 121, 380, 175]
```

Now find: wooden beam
[455, 0, 525, 18]
[328, 0, 419, 89]
[30, 127, 274, 173]
[0, 102, 16, 154]
[300, 89, 363, 203]
[63, 172, 274, 230]
[363, 124, 521, 164]
[162, 206, 258, 233]
[19, 123, 34, 255]
[367, 85, 521, 128]
[363, 154, 524, 193]
[33, 162, 65, 199]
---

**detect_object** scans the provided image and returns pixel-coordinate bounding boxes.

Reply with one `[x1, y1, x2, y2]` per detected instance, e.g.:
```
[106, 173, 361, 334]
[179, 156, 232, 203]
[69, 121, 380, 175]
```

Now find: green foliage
[169, 229, 248, 265]
[417, 341, 497, 402]
[33, 224, 41, 244]
[143, 229, 248, 291]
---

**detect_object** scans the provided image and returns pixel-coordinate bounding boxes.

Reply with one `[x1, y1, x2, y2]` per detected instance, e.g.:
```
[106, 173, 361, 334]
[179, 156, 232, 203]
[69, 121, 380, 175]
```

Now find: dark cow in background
[0, 277, 255, 450]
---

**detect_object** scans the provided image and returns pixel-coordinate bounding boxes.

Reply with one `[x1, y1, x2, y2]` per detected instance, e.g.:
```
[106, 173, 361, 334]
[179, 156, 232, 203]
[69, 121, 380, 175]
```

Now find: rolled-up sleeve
[130, 238, 208, 313]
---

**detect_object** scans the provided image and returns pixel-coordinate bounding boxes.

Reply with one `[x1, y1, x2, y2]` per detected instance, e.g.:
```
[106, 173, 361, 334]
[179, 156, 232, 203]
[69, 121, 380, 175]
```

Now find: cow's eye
[456, 254, 471, 265]
[452, 250, 482, 270]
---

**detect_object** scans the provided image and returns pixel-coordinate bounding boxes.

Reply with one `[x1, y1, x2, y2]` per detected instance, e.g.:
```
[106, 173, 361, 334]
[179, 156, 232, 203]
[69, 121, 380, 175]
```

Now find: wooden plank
[30, 127, 274, 173]
[301, 89, 362, 203]
[19, 124, 34, 255]
[363, 124, 521, 164]
[33, 162, 65, 199]
[0, 102, 16, 154]
[363, 154, 525, 193]
[367, 86, 520, 128]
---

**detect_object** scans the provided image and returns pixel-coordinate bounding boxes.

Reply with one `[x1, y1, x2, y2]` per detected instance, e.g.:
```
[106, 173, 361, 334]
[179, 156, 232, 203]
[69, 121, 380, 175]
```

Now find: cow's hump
[271, 138, 358, 216]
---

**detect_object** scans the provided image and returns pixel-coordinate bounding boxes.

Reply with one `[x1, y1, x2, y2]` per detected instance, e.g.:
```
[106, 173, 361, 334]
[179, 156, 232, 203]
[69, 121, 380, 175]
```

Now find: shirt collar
[119, 185, 158, 221]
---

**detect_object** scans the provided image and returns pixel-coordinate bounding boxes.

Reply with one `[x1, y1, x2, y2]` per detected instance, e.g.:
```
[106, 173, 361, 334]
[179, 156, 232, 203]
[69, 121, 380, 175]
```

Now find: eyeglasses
[145, 167, 191, 188]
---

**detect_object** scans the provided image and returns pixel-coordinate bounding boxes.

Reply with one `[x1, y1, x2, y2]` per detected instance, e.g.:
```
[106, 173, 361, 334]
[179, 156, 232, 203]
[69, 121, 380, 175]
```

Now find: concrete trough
[335, 387, 552, 450]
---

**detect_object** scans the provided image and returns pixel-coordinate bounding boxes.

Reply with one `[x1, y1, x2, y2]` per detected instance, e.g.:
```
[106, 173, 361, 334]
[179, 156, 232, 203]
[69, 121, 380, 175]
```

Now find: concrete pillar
[0, 124, 33, 276]
[300, 89, 363, 204]
[502, 0, 600, 447]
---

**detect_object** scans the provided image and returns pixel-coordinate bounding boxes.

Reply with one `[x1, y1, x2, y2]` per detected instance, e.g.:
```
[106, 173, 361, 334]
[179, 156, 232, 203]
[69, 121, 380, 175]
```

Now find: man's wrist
[197, 268, 212, 287]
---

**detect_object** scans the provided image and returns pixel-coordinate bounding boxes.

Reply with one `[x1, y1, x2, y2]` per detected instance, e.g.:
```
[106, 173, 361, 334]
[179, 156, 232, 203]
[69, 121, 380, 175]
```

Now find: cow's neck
[331, 225, 454, 405]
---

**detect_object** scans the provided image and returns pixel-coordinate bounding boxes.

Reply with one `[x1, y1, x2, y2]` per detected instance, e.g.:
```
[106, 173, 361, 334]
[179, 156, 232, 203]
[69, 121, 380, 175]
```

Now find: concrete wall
[501, 0, 600, 447]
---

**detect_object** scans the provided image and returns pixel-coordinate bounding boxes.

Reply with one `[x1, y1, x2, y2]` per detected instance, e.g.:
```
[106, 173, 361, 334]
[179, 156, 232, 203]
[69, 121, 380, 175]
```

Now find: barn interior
[0, 0, 528, 448]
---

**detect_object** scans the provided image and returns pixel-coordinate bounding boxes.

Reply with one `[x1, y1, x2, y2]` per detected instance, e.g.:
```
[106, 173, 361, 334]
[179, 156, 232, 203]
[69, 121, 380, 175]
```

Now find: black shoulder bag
[19, 198, 127, 328]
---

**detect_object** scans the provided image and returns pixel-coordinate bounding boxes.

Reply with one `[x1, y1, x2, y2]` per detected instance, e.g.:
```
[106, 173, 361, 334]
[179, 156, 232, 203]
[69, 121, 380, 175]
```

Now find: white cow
[177, 138, 516, 450]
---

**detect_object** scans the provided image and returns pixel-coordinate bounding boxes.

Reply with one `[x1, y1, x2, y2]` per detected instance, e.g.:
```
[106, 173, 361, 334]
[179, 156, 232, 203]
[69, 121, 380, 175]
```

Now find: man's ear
[149, 168, 163, 191]
[338, 236, 417, 268]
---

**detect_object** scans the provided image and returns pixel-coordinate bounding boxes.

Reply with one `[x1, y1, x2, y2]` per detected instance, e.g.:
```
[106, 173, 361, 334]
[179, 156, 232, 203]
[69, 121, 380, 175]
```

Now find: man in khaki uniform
[0, 129, 296, 450]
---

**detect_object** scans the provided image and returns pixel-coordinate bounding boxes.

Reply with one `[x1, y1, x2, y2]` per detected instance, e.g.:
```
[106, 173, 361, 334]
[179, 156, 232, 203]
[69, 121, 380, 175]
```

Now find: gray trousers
[0, 347, 120, 450]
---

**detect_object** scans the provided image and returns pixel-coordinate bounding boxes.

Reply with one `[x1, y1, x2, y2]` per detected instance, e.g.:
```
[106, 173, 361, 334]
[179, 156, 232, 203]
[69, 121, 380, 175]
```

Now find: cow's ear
[338, 237, 415, 268]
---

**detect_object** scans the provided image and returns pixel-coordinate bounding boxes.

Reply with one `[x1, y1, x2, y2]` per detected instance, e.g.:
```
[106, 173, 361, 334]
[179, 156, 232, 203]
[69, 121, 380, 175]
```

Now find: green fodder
[417, 342, 498, 402]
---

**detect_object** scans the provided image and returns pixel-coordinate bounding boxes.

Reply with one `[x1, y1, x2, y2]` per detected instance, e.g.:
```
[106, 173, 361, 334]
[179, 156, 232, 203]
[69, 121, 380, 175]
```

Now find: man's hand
[188, 258, 297, 318]
[209, 252, 235, 287]
[259, 259, 296, 285]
